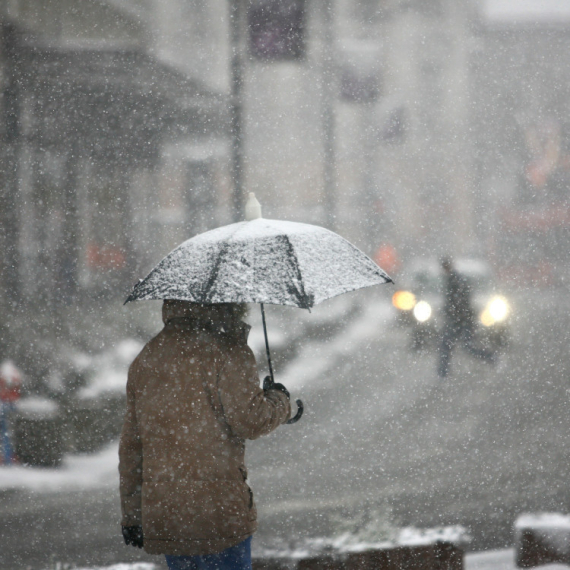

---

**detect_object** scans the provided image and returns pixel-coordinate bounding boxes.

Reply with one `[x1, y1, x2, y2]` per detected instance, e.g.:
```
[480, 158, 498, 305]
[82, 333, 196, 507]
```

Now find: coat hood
[162, 300, 250, 341]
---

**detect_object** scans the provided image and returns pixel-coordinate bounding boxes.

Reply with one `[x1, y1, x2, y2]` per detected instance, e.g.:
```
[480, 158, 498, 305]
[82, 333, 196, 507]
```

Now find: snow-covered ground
[0, 441, 118, 493]
[5, 439, 567, 570]
[278, 297, 393, 392]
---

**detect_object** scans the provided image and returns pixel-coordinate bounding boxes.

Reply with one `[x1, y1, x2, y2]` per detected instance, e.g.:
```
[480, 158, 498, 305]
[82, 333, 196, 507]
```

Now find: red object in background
[500, 204, 570, 232]
[374, 243, 401, 277]
[86, 243, 126, 270]
[0, 361, 22, 403]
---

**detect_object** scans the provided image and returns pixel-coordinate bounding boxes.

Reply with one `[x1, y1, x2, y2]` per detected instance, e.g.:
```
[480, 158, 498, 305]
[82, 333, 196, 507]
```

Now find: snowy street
[1, 287, 570, 568]
[250, 286, 570, 554]
[4, 0, 570, 569]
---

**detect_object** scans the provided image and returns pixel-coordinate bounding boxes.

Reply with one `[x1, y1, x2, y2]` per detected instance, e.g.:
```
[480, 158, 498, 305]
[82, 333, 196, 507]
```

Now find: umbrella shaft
[260, 303, 275, 383]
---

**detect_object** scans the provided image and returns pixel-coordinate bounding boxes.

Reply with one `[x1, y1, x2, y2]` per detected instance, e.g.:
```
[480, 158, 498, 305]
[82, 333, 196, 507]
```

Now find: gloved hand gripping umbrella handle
[261, 304, 303, 424]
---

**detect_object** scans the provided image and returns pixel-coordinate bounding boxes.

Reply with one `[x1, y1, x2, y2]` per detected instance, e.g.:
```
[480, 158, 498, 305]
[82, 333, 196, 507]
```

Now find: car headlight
[413, 300, 432, 322]
[480, 296, 509, 327]
[392, 290, 416, 311]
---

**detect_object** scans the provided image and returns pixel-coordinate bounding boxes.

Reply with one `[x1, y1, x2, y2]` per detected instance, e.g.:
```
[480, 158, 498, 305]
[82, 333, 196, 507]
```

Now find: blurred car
[391, 258, 511, 351]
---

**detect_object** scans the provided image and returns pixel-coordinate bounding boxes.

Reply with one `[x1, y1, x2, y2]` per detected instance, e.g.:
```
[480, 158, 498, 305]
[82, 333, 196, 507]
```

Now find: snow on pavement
[280, 297, 393, 392]
[0, 441, 119, 493]
[465, 549, 517, 570]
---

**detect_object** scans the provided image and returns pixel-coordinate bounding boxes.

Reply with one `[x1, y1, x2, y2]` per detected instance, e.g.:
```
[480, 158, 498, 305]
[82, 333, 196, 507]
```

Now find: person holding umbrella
[120, 194, 392, 568]
[119, 299, 291, 569]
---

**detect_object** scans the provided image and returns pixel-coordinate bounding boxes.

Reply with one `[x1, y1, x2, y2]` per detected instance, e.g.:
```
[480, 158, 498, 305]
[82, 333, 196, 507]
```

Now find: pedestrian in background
[437, 257, 496, 378]
[0, 361, 22, 465]
[119, 300, 291, 570]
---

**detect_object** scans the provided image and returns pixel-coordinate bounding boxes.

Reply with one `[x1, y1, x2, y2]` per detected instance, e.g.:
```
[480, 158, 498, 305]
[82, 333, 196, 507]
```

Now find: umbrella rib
[344, 240, 394, 283]
[202, 241, 231, 303]
[124, 267, 164, 303]
[282, 235, 314, 309]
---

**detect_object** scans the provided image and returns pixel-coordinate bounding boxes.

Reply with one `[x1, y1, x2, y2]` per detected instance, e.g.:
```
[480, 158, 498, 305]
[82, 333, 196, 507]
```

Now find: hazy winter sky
[484, 0, 570, 21]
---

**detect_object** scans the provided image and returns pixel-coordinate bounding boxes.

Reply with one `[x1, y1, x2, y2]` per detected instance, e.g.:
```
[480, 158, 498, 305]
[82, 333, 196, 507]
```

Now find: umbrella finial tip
[245, 193, 262, 221]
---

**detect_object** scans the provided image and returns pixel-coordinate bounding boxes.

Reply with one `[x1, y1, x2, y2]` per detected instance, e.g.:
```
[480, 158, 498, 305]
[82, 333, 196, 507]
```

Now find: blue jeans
[0, 402, 15, 465]
[165, 536, 252, 570]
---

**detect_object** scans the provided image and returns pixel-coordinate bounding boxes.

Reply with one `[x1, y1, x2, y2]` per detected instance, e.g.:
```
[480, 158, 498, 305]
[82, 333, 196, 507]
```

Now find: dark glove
[122, 525, 144, 548]
[263, 375, 290, 399]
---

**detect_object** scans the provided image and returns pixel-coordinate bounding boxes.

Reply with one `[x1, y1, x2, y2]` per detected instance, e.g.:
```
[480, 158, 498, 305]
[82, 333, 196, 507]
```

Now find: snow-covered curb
[256, 525, 470, 560]
[15, 396, 59, 419]
[74, 339, 143, 400]
[516, 513, 570, 531]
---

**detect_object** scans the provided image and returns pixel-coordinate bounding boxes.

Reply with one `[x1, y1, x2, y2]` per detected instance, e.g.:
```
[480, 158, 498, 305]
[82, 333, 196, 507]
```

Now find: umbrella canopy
[125, 218, 392, 308]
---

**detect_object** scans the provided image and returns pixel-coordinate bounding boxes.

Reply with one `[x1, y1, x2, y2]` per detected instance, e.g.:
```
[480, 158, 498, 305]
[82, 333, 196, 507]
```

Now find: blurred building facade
[2, 0, 570, 385]
[219, 0, 482, 261]
[472, 0, 570, 285]
[0, 0, 230, 379]
[236, 0, 570, 283]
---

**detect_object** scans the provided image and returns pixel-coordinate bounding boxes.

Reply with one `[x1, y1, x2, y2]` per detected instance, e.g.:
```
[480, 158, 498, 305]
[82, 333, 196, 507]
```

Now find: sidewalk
[30, 548, 570, 569]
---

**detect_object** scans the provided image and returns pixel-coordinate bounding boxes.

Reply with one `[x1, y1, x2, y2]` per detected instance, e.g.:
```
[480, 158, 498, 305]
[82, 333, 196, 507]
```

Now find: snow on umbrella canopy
[125, 218, 393, 307]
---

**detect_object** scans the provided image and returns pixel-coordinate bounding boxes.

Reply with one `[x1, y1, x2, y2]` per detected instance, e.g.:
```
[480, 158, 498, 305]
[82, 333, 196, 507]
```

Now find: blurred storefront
[0, 3, 229, 383]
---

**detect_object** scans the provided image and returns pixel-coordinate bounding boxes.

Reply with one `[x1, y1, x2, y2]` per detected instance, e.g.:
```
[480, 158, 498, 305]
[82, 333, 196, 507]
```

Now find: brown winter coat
[119, 302, 291, 556]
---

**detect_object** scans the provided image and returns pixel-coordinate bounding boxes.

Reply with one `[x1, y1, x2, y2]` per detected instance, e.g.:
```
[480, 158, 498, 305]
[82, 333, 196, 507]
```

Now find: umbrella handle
[286, 399, 303, 424]
[260, 304, 303, 425]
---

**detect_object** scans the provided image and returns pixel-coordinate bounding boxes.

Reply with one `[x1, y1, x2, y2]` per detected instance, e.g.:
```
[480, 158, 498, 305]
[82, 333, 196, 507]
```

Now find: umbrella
[125, 194, 393, 423]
